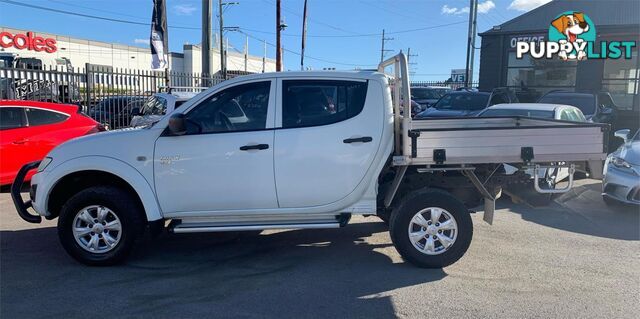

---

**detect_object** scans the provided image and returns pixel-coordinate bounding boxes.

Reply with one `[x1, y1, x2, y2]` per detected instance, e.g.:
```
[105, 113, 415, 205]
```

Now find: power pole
[218, 0, 226, 79]
[244, 35, 248, 72]
[380, 29, 394, 62]
[300, 0, 308, 70]
[202, 0, 212, 82]
[464, 0, 478, 87]
[262, 40, 266, 73]
[276, 0, 282, 71]
[407, 47, 418, 75]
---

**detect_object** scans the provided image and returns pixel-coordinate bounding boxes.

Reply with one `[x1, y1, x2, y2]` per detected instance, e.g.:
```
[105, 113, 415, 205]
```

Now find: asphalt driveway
[1, 179, 638, 318]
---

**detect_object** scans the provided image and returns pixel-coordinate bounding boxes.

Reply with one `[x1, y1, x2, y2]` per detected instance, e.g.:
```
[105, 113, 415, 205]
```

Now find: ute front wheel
[58, 186, 143, 266]
[390, 188, 473, 268]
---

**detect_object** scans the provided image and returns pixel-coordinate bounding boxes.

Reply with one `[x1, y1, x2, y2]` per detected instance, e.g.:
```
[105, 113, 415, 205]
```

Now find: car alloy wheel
[407, 207, 458, 255]
[72, 205, 122, 253]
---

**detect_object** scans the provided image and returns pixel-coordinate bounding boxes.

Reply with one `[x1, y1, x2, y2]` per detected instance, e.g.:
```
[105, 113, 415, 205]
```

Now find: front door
[274, 79, 382, 208]
[154, 80, 278, 214]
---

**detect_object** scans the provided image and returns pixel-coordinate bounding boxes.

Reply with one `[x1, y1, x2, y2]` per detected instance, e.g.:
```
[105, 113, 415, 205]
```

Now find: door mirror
[167, 113, 187, 136]
[614, 129, 631, 143]
[130, 107, 141, 116]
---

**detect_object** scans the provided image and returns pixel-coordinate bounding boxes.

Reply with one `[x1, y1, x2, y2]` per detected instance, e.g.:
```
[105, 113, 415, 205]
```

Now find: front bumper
[11, 161, 43, 223]
[602, 165, 640, 205]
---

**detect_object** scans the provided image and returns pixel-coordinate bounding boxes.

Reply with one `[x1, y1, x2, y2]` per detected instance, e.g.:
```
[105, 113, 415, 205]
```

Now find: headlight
[611, 156, 632, 169]
[38, 157, 52, 172]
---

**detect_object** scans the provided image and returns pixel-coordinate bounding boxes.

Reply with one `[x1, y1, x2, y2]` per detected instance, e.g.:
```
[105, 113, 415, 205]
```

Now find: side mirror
[130, 107, 141, 116]
[614, 129, 631, 143]
[167, 113, 187, 136]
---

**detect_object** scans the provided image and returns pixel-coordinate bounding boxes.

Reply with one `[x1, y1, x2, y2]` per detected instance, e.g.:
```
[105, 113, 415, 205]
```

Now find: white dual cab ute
[12, 53, 609, 267]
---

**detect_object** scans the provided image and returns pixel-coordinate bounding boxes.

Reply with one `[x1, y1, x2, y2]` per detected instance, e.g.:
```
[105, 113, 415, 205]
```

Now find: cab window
[26, 108, 68, 126]
[0, 107, 26, 130]
[185, 81, 270, 134]
[282, 80, 368, 128]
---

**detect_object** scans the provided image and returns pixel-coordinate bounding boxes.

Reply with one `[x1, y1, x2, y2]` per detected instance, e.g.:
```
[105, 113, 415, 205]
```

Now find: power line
[261, 0, 361, 35]
[48, 0, 150, 21]
[238, 30, 376, 67]
[0, 0, 467, 38]
[0, 0, 199, 30]
[240, 21, 467, 38]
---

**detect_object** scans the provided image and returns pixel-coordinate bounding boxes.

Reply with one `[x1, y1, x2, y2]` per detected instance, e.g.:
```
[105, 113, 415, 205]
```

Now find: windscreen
[412, 88, 442, 99]
[538, 94, 596, 116]
[140, 96, 167, 115]
[434, 94, 489, 110]
[479, 109, 554, 118]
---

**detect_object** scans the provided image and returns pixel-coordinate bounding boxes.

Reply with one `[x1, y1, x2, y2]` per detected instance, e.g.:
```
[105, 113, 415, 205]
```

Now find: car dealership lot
[1, 180, 638, 319]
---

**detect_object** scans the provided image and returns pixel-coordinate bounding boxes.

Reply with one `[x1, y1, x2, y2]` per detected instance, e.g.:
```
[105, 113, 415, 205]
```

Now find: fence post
[84, 63, 91, 112]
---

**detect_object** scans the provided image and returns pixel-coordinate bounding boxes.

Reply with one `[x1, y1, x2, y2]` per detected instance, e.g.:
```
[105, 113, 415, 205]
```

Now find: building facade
[0, 26, 275, 74]
[478, 0, 639, 122]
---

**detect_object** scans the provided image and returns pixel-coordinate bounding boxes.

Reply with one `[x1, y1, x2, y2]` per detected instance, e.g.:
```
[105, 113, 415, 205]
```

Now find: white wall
[1, 27, 275, 74]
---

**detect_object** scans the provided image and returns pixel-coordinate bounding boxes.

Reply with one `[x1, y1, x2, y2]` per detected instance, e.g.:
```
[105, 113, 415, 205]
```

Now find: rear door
[273, 79, 381, 208]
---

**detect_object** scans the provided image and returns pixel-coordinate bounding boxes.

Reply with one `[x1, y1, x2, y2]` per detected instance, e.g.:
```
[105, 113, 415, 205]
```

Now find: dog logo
[516, 11, 635, 61]
[549, 11, 595, 60]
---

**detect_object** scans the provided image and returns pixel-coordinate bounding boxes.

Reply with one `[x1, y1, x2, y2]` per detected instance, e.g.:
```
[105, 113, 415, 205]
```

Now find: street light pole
[202, 0, 212, 83]
[276, 0, 282, 71]
[464, 0, 478, 87]
[219, 0, 226, 79]
[300, 0, 308, 71]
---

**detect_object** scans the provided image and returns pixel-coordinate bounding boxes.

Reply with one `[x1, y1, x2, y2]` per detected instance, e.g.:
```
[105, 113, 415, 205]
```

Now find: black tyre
[58, 186, 144, 266]
[377, 209, 391, 226]
[390, 188, 473, 268]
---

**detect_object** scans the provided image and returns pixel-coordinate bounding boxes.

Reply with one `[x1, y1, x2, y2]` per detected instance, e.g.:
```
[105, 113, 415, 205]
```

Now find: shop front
[478, 0, 639, 129]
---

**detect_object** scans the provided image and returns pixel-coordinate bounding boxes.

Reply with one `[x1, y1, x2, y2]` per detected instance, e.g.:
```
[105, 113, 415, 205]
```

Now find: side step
[168, 213, 351, 234]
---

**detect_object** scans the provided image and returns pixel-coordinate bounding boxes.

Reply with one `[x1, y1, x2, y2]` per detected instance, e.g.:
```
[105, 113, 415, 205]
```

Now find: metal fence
[1, 67, 480, 129]
[410, 81, 479, 90]
[0, 65, 225, 129]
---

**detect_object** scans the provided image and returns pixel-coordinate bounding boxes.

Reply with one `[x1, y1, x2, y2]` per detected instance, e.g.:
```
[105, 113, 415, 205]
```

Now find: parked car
[410, 86, 450, 111]
[415, 88, 517, 118]
[477, 103, 587, 121]
[602, 129, 640, 206]
[0, 100, 104, 186]
[130, 92, 198, 127]
[11, 53, 606, 268]
[89, 96, 145, 129]
[537, 91, 617, 125]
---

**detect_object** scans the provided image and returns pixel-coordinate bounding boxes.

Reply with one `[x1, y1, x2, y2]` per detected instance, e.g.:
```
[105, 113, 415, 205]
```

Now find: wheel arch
[43, 156, 162, 222]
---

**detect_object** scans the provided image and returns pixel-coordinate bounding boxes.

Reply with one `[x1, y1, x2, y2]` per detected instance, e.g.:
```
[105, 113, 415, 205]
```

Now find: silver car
[602, 129, 640, 206]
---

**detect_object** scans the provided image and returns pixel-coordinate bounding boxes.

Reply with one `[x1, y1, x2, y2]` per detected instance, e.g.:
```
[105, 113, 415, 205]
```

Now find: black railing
[0, 65, 226, 129]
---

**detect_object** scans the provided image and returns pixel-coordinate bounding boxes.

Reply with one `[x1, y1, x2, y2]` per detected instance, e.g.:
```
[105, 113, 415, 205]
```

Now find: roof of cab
[221, 70, 383, 85]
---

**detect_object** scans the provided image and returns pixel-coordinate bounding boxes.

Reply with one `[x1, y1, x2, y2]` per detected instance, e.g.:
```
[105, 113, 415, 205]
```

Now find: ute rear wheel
[58, 186, 144, 266]
[390, 188, 473, 268]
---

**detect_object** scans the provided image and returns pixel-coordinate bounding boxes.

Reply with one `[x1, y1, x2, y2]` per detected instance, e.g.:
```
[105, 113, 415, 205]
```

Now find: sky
[0, 0, 552, 80]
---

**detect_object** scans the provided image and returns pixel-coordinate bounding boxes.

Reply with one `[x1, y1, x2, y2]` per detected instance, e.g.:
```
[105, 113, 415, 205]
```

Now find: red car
[0, 100, 104, 186]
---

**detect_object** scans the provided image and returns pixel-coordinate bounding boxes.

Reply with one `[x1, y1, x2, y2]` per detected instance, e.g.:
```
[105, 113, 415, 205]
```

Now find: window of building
[186, 81, 270, 134]
[26, 108, 69, 126]
[282, 80, 368, 128]
[602, 50, 639, 111]
[506, 52, 577, 100]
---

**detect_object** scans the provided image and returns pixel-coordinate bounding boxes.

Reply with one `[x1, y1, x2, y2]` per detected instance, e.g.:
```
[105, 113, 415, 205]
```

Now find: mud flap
[483, 197, 495, 225]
